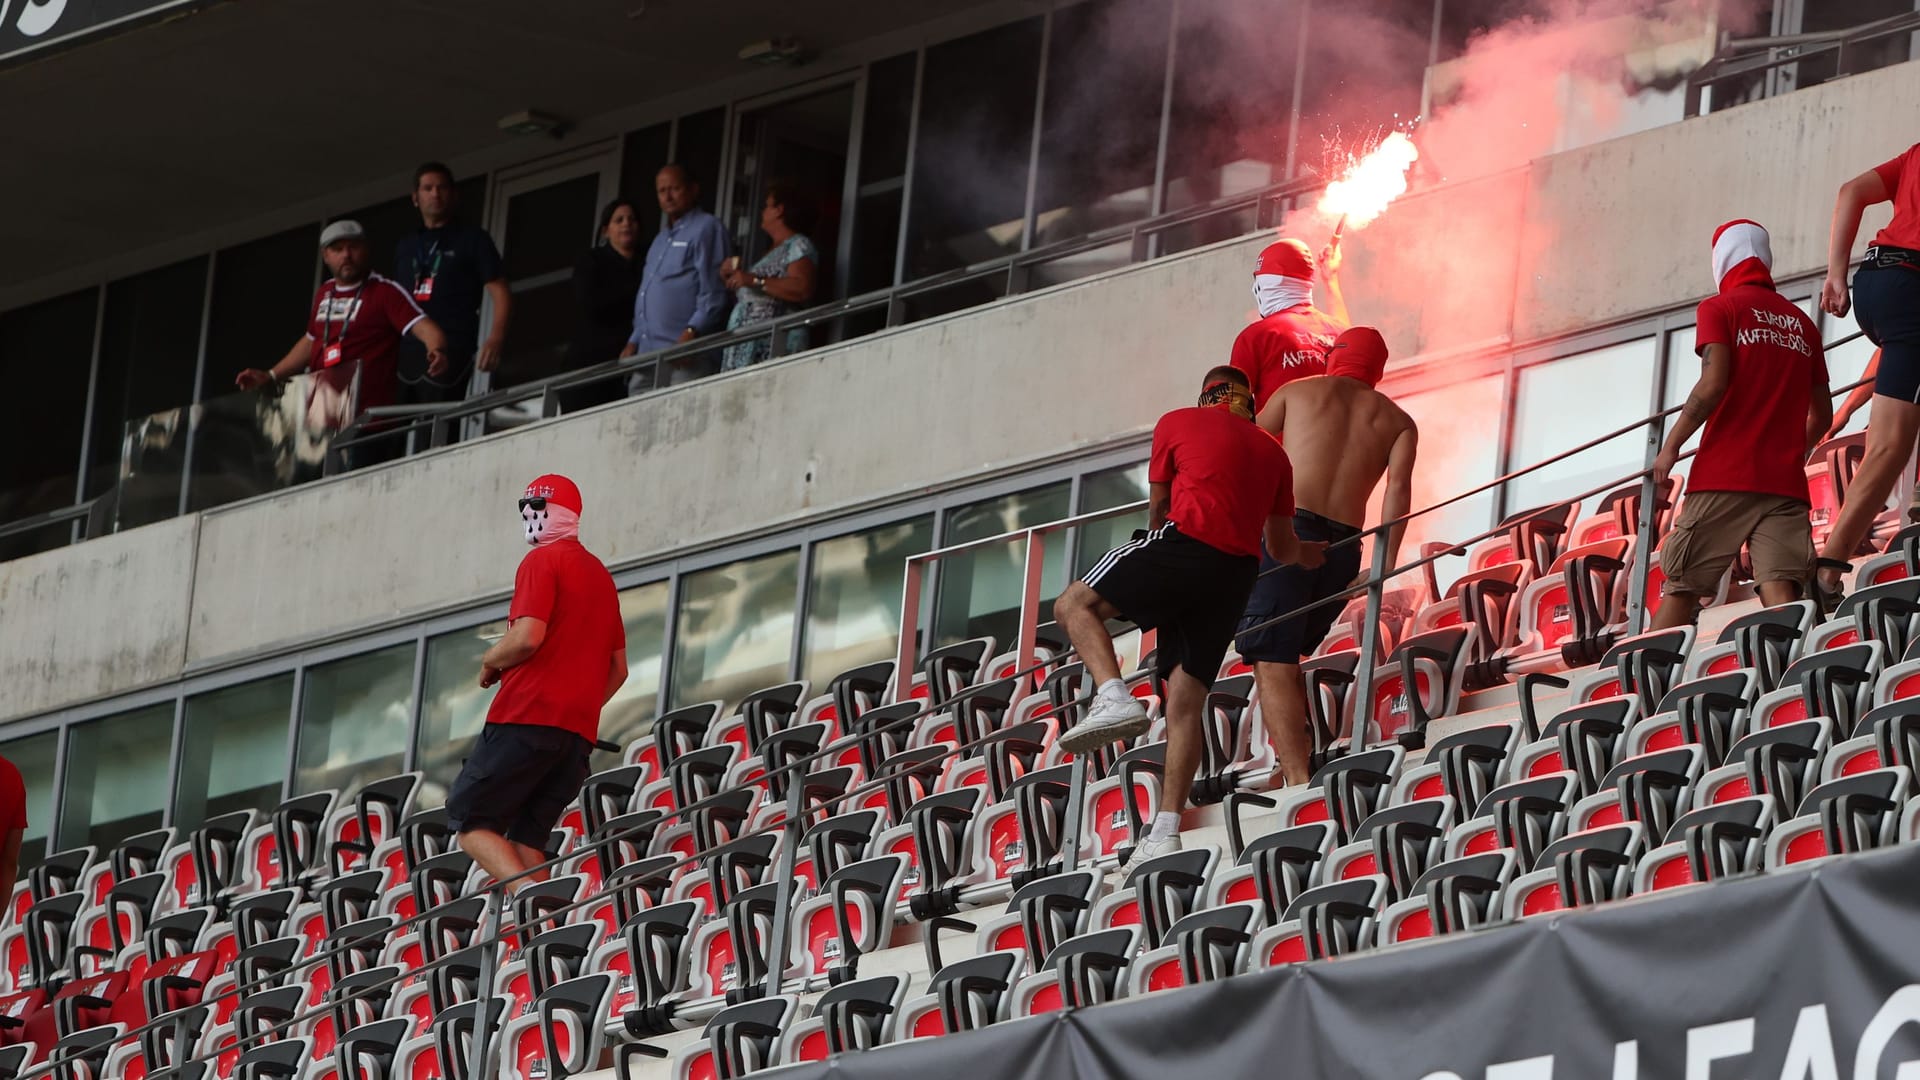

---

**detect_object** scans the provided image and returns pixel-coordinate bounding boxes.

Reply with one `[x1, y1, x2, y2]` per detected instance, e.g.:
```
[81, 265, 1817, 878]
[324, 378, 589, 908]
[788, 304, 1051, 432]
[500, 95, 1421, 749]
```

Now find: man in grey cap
[236, 219, 449, 425]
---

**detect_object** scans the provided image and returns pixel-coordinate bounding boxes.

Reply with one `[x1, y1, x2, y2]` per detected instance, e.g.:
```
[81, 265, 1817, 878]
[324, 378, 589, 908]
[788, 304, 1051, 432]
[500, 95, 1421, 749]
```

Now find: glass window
[1162, 0, 1300, 242]
[175, 675, 293, 833]
[1075, 463, 1151, 570]
[847, 53, 917, 299]
[621, 122, 673, 256]
[1508, 339, 1658, 519]
[416, 620, 506, 808]
[204, 225, 322, 392]
[0, 733, 58, 869]
[0, 288, 99, 562]
[1397, 374, 1503, 587]
[674, 108, 729, 216]
[933, 483, 1072, 649]
[88, 258, 207, 503]
[340, 174, 488, 281]
[294, 644, 416, 797]
[57, 704, 174, 852]
[672, 550, 801, 709]
[904, 19, 1044, 279]
[1660, 325, 1706, 463]
[603, 581, 671, 752]
[1032, 0, 1167, 247]
[802, 516, 936, 687]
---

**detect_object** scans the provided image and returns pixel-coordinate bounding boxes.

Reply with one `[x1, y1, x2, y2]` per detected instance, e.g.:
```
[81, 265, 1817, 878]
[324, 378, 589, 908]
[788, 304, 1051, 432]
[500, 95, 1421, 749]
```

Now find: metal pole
[1061, 754, 1086, 873]
[1350, 528, 1392, 752]
[1626, 422, 1662, 636]
[468, 887, 507, 1080]
[1016, 530, 1045, 692]
[893, 558, 926, 704]
[762, 773, 805, 998]
[1283, 0, 1311, 181]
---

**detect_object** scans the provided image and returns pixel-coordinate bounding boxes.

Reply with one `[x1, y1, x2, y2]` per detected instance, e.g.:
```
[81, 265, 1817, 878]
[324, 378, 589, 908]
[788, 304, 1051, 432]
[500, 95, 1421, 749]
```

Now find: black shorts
[1857, 260, 1920, 403]
[1081, 523, 1258, 688]
[446, 722, 594, 848]
[1235, 511, 1365, 664]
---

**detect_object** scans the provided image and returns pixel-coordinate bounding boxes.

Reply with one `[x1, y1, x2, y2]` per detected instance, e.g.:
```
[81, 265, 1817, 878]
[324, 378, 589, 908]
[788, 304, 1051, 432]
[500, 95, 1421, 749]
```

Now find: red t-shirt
[0, 757, 24, 835]
[1229, 305, 1345, 412]
[1149, 406, 1295, 558]
[487, 539, 627, 742]
[1871, 144, 1920, 252]
[1690, 284, 1827, 502]
[303, 273, 424, 412]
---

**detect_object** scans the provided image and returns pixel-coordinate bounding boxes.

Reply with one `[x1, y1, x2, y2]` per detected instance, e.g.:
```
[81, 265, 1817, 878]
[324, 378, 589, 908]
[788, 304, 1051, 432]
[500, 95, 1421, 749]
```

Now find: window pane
[1033, 0, 1167, 247]
[672, 550, 801, 708]
[802, 516, 936, 687]
[0, 288, 98, 561]
[622, 123, 673, 256]
[675, 108, 729, 216]
[502, 173, 601, 281]
[934, 483, 1072, 649]
[1509, 339, 1657, 519]
[58, 704, 174, 852]
[416, 620, 507, 808]
[295, 643, 415, 797]
[204, 225, 321, 392]
[1164, 0, 1298, 216]
[1076, 462, 1151, 568]
[0, 733, 58, 869]
[176, 675, 293, 832]
[603, 582, 671, 751]
[905, 19, 1044, 278]
[1398, 375, 1503, 586]
[88, 258, 207, 501]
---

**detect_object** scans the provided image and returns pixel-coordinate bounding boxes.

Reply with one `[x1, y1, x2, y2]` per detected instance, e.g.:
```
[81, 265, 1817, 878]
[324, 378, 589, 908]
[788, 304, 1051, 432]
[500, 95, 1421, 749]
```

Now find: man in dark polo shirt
[393, 162, 511, 404]
[448, 474, 627, 890]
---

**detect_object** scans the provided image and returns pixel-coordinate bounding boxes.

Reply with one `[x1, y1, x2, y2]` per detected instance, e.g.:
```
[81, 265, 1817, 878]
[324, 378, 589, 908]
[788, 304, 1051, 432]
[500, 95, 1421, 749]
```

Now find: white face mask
[1252, 274, 1315, 318]
[522, 503, 580, 547]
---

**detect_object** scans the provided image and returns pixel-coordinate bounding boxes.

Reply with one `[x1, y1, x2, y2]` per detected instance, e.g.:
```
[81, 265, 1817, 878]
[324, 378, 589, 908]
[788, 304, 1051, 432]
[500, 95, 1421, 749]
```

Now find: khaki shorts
[1659, 491, 1815, 597]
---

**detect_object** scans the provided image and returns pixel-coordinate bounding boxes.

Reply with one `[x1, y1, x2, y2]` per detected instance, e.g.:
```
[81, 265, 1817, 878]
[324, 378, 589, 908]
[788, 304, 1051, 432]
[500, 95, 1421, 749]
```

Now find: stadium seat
[1007, 926, 1138, 1017]
[1569, 627, 1694, 713]
[1250, 876, 1388, 968]
[778, 973, 909, 1062]
[893, 950, 1018, 1041]
[1449, 771, 1579, 866]
[499, 972, 616, 1080]
[1747, 642, 1882, 734]
[1625, 671, 1759, 765]
[1569, 746, 1704, 839]
[1375, 850, 1517, 944]
[393, 997, 506, 1080]
[786, 854, 910, 984]
[1766, 766, 1914, 867]
[1090, 846, 1220, 950]
[1130, 902, 1262, 992]
[1684, 602, 1816, 688]
[663, 995, 799, 1080]
[1204, 822, 1333, 923]
[1364, 626, 1472, 745]
[1501, 537, 1631, 673]
[1503, 822, 1646, 917]
[1634, 796, 1775, 893]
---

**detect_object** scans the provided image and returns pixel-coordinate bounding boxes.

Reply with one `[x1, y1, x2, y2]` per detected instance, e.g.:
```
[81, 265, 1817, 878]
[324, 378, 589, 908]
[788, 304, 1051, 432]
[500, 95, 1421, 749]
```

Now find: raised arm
[1823, 169, 1891, 317]
[1320, 232, 1350, 326]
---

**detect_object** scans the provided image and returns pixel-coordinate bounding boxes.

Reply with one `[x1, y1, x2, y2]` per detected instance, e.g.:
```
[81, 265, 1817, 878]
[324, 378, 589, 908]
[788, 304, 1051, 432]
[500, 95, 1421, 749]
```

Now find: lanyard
[415, 236, 443, 288]
[320, 284, 364, 351]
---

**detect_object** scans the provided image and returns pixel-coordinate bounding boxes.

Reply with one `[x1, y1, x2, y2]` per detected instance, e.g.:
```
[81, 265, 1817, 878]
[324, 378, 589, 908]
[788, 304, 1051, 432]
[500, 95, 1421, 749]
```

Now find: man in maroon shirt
[1229, 236, 1350, 413]
[235, 220, 451, 421]
[1055, 366, 1324, 875]
[1651, 220, 1831, 628]
[447, 474, 628, 890]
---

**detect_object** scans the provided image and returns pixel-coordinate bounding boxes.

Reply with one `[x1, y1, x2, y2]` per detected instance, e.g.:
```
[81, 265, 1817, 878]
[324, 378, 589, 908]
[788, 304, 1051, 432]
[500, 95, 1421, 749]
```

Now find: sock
[1148, 811, 1180, 842]
[1097, 678, 1128, 701]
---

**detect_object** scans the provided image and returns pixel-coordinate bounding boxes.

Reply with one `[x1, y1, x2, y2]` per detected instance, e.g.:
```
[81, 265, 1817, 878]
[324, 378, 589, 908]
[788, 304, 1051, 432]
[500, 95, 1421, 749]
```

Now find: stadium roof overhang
[0, 0, 1011, 297]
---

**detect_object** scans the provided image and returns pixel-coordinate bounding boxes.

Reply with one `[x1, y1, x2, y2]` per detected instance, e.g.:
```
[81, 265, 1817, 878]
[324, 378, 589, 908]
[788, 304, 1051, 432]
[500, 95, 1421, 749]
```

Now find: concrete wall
[6, 59, 1916, 723]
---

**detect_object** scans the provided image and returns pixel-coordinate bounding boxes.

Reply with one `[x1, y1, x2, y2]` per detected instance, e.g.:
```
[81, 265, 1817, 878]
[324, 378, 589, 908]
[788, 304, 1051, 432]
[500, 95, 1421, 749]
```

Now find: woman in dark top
[560, 197, 643, 412]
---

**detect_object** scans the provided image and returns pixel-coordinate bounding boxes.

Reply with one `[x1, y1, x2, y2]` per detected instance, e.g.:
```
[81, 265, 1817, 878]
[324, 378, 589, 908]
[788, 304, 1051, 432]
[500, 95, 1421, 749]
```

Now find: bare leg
[1649, 592, 1703, 631]
[511, 842, 552, 884]
[458, 828, 535, 891]
[1053, 583, 1125, 685]
[1819, 395, 1920, 588]
[1253, 661, 1312, 786]
[1159, 665, 1208, 814]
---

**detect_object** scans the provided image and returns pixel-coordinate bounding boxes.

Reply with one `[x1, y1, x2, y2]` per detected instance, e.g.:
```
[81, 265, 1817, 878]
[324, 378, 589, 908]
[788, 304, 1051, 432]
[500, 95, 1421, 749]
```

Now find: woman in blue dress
[721, 179, 820, 370]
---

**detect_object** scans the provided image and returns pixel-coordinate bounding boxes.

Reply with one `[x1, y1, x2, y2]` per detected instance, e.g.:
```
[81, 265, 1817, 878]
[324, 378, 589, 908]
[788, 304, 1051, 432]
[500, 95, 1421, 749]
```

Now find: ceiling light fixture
[738, 37, 808, 67]
[497, 110, 569, 139]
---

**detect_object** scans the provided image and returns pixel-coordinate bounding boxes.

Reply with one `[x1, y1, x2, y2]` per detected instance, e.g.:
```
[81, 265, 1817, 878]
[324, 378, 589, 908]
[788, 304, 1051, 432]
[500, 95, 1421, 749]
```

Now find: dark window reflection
[0, 288, 97, 561]
[89, 258, 207, 502]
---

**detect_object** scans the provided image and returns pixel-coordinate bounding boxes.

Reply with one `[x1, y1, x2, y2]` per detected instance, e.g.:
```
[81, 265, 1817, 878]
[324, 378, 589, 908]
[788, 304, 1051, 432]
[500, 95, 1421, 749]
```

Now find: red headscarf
[1324, 327, 1388, 387]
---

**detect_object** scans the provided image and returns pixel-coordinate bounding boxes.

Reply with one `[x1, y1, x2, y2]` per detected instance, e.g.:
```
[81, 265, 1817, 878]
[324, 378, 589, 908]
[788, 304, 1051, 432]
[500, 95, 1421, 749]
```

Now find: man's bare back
[1257, 374, 1417, 536]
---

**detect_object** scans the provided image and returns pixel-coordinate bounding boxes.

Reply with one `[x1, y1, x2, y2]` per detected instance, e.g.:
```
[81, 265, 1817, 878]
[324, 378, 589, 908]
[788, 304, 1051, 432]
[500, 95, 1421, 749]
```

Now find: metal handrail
[19, 337, 1875, 1076]
[0, 496, 107, 544]
[1687, 11, 1920, 104]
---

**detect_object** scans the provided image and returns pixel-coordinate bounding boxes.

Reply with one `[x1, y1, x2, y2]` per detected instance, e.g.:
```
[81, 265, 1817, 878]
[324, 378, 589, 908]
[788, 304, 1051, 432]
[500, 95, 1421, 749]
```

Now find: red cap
[1255, 239, 1315, 281]
[1325, 327, 1388, 387]
[523, 474, 582, 514]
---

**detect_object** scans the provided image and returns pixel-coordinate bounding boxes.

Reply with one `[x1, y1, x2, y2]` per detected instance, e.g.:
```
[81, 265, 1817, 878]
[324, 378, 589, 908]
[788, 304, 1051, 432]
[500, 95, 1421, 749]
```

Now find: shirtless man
[1234, 327, 1418, 785]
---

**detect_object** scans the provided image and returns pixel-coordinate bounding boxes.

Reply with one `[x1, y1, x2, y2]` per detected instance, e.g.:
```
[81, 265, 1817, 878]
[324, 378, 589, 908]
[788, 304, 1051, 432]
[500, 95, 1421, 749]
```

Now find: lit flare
[1317, 131, 1419, 232]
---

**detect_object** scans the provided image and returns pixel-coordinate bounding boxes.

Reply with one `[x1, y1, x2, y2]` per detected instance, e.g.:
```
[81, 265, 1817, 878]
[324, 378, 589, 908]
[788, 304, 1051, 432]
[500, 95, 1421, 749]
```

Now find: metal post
[1060, 754, 1086, 873]
[893, 557, 926, 704]
[1283, 0, 1311, 181]
[1016, 530, 1045, 693]
[762, 774, 805, 998]
[468, 886, 507, 1080]
[1350, 529, 1392, 752]
[1626, 421, 1663, 636]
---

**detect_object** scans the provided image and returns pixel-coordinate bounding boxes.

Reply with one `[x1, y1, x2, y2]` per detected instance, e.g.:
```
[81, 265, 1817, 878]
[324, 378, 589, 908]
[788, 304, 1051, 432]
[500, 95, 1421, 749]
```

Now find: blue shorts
[1857, 260, 1920, 403]
[1234, 511, 1365, 665]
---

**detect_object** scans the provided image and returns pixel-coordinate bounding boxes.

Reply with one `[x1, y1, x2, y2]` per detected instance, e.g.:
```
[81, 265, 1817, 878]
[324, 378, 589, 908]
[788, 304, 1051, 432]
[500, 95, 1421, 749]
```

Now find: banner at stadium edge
[0, 0, 216, 67]
[780, 845, 1920, 1080]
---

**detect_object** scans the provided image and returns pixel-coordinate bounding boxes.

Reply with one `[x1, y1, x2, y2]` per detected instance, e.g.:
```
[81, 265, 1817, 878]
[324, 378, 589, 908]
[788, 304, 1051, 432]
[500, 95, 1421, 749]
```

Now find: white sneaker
[1117, 832, 1182, 881]
[1058, 691, 1150, 754]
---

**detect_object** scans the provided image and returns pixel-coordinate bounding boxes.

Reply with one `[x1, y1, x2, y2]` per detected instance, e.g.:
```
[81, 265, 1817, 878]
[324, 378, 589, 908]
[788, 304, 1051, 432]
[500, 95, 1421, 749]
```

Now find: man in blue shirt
[393, 162, 510, 404]
[621, 164, 731, 391]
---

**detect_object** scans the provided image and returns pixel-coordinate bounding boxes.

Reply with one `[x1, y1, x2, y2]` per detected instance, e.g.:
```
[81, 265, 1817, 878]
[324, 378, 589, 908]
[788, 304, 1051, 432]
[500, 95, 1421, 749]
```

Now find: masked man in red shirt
[1229, 235, 1350, 413]
[447, 474, 628, 891]
[1055, 367, 1325, 876]
[1652, 221, 1830, 627]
